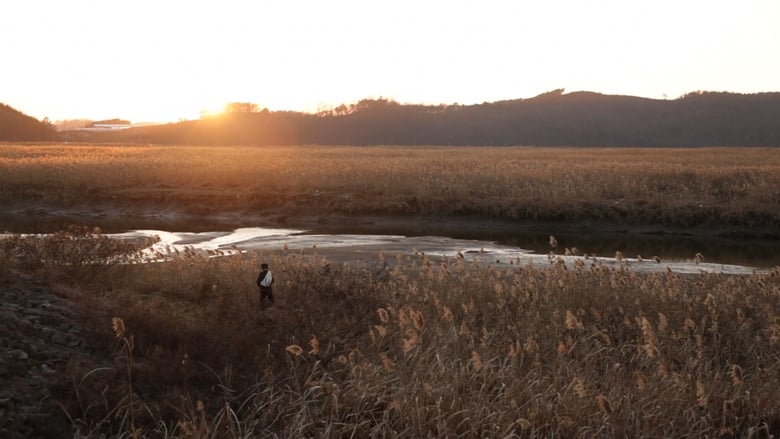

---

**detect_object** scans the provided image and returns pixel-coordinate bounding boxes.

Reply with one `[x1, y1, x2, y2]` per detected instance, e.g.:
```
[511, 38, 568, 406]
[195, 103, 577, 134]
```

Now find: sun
[198, 104, 227, 119]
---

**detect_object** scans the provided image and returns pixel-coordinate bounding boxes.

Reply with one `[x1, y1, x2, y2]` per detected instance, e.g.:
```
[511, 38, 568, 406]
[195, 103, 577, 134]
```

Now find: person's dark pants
[259, 287, 274, 305]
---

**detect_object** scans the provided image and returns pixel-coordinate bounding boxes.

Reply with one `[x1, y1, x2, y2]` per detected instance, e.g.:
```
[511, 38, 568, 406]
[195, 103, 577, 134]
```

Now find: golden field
[1, 229, 779, 437]
[1, 144, 779, 228]
[2, 144, 780, 436]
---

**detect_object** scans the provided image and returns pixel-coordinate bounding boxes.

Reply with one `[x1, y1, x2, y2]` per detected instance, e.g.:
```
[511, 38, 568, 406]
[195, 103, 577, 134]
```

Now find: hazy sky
[2, 0, 779, 123]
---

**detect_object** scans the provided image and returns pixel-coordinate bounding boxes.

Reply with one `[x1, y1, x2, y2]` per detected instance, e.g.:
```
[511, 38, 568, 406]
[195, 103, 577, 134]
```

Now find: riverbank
[0, 274, 111, 438]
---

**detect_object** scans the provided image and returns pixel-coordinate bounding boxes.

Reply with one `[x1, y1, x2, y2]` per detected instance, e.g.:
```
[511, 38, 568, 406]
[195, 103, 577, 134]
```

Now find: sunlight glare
[198, 105, 226, 119]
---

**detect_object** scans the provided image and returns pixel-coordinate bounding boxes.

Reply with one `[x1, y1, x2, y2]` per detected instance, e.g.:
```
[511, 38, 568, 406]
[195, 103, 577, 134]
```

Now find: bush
[0, 225, 146, 283]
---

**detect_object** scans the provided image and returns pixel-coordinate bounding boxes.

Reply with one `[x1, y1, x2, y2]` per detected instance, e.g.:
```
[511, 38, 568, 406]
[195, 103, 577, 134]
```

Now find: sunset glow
[1, 0, 779, 123]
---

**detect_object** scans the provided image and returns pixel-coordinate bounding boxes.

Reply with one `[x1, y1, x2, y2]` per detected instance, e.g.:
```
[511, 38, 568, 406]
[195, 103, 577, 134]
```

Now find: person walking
[257, 263, 274, 306]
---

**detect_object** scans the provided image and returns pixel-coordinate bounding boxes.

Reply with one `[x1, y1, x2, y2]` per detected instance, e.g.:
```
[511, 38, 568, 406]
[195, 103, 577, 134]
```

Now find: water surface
[2, 210, 778, 269]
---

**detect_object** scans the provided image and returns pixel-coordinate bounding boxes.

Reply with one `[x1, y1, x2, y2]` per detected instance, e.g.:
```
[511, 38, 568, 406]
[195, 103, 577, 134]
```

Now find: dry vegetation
[2, 230, 780, 437]
[1, 144, 779, 228]
[3, 144, 780, 436]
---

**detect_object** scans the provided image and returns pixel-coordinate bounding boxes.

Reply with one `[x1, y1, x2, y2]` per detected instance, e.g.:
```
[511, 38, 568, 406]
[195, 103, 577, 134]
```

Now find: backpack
[260, 271, 273, 287]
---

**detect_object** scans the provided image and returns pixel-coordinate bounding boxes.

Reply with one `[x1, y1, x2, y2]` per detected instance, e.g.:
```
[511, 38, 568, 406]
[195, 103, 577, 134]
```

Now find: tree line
[4, 90, 780, 146]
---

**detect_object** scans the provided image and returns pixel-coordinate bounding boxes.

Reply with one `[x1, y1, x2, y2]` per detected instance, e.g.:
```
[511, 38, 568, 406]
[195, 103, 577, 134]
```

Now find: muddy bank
[1, 200, 778, 237]
[0, 275, 109, 438]
[3, 204, 779, 244]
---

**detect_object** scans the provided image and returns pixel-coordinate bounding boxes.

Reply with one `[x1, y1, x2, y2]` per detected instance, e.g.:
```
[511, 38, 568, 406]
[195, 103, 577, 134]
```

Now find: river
[108, 226, 773, 275]
[1, 211, 777, 273]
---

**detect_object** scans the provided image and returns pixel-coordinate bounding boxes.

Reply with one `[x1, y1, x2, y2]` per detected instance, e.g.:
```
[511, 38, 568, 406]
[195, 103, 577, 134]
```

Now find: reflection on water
[113, 227, 765, 275]
[1, 212, 778, 268]
[493, 230, 780, 269]
[304, 221, 780, 269]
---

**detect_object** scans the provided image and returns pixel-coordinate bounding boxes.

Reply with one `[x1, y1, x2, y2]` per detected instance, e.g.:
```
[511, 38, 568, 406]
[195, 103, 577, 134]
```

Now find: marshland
[2, 143, 780, 437]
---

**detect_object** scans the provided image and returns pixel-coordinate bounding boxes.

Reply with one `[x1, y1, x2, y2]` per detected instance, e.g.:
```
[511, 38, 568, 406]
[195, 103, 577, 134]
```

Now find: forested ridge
[4, 90, 780, 146]
[0, 103, 55, 141]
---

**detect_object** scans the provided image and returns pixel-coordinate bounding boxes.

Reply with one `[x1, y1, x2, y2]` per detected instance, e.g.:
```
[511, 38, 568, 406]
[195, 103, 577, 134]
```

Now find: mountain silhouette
[7, 90, 780, 146]
[0, 103, 55, 141]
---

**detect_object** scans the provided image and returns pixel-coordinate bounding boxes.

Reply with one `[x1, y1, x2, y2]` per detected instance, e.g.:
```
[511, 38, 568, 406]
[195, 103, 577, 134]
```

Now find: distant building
[79, 123, 134, 132]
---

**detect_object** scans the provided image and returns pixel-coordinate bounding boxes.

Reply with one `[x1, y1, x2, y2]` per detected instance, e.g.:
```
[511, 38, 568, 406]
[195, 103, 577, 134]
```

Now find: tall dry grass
[1, 144, 779, 227]
[3, 231, 780, 436]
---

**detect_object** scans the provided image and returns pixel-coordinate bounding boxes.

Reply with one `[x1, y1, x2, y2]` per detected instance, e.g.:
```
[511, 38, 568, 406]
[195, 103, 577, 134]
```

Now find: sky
[1, 0, 779, 123]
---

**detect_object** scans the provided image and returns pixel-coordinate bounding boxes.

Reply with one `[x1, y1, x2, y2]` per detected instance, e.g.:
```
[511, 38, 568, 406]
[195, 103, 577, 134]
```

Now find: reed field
[2, 229, 780, 437]
[2, 144, 780, 436]
[1, 144, 779, 229]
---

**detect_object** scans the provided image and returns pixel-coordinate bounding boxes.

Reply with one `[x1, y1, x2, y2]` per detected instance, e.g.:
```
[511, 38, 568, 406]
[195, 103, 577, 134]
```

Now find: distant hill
[35, 90, 780, 146]
[0, 103, 55, 141]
